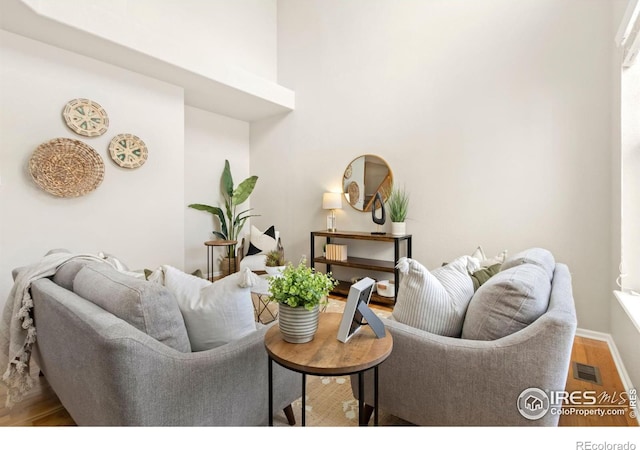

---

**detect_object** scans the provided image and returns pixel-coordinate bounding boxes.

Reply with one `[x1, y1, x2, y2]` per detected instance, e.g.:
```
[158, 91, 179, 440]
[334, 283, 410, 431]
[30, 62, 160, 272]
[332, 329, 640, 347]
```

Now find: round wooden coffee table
[265, 312, 393, 426]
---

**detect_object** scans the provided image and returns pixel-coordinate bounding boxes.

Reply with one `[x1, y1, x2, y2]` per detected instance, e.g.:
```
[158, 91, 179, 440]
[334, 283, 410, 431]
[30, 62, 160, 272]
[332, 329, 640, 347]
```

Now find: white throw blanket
[0, 252, 113, 407]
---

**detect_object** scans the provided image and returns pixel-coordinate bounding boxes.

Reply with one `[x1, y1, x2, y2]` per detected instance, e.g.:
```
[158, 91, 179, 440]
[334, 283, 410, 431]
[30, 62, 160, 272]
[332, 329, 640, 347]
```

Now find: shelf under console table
[310, 230, 412, 306]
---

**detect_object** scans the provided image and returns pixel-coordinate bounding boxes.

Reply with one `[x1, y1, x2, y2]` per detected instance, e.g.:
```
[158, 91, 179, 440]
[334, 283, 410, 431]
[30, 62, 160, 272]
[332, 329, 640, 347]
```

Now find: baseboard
[576, 328, 639, 425]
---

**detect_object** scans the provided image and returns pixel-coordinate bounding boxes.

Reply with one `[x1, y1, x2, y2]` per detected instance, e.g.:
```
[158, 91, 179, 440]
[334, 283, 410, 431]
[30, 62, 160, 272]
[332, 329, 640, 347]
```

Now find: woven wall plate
[29, 138, 105, 198]
[62, 98, 109, 137]
[108, 133, 148, 169]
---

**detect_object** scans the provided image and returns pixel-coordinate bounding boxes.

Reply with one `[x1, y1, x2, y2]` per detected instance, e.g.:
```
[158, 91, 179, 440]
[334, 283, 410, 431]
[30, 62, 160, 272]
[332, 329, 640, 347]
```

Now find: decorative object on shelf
[108, 133, 148, 169]
[371, 191, 386, 235]
[376, 280, 395, 298]
[29, 137, 105, 198]
[322, 192, 342, 232]
[326, 243, 348, 261]
[62, 98, 109, 137]
[343, 154, 393, 212]
[189, 159, 259, 261]
[265, 249, 286, 276]
[268, 257, 337, 343]
[387, 185, 410, 236]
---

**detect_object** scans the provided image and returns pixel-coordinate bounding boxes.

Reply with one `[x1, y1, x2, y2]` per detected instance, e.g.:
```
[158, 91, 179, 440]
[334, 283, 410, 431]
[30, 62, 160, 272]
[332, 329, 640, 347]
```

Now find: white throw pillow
[152, 266, 257, 351]
[391, 256, 476, 337]
[246, 225, 277, 256]
[471, 246, 508, 268]
[181, 272, 257, 351]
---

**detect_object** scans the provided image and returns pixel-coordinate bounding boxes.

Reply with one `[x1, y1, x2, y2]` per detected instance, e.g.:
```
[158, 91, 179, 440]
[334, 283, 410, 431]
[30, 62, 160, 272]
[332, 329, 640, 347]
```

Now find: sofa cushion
[469, 263, 501, 291]
[73, 264, 191, 352]
[471, 246, 508, 268]
[246, 225, 277, 256]
[53, 259, 99, 291]
[461, 263, 552, 341]
[173, 270, 257, 351]
[500, 247, 555, 280]
[391, 256, 478, 337]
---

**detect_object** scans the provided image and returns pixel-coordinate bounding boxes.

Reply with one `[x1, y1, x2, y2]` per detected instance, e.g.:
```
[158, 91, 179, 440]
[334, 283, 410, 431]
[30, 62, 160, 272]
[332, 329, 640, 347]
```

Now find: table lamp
[322, 192, 342, 232]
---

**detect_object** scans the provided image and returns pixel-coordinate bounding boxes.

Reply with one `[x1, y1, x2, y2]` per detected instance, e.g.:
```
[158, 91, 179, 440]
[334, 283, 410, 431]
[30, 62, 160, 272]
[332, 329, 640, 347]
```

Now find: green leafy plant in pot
[188, 160, 258, 275]
[268, 258, 338, 343]
[386, 185, 409, 236]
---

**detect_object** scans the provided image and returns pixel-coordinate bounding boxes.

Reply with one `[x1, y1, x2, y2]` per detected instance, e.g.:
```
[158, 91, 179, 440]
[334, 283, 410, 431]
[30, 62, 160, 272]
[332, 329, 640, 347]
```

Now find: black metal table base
[268, 356, 380, 426]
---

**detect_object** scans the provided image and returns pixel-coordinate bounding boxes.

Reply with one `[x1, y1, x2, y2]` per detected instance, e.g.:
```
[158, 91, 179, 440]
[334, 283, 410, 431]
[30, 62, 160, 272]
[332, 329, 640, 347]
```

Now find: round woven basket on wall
[29, 137, 105, 198]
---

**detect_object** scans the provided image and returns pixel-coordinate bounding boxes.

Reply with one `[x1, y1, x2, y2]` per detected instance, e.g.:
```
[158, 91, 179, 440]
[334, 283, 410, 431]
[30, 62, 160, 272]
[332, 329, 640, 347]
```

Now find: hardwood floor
[1, 335, 636, 427]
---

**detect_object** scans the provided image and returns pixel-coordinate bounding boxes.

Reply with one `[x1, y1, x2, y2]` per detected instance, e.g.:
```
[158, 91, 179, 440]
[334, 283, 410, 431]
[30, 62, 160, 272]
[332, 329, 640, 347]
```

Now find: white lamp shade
[322, 192, 343, 210]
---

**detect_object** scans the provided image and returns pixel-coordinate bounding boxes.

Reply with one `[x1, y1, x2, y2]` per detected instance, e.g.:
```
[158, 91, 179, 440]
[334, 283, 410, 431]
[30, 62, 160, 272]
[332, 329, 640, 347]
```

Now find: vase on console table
[391, 222, 406, 236]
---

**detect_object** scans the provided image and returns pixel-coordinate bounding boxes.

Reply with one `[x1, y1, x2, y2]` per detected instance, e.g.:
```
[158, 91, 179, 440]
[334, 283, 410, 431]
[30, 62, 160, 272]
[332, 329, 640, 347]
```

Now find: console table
[265, 313, 393, 426]
[310, 231, 412, 305]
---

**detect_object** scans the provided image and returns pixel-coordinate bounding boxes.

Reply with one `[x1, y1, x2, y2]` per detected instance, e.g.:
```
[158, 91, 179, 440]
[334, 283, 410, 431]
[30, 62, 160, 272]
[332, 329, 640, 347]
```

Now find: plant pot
[265, 266, 285, 277]
[391, 222, 406, 236]
[278, 304, 320, 343]
[220, 256, 237, 278]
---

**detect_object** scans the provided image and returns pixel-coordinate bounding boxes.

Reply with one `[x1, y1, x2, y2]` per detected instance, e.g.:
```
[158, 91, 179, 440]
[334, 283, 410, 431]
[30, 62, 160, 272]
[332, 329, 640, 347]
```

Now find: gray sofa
[352, 248, 578, 426]
[19, 261, 301, 426]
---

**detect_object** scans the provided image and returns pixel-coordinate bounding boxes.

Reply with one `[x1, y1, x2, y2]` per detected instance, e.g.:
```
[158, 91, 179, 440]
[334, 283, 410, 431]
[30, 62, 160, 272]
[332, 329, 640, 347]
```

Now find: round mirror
[343, 155, 393, 212]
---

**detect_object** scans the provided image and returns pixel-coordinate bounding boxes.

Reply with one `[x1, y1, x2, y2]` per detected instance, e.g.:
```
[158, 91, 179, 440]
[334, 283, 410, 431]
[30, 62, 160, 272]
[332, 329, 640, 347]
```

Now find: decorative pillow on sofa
[175, 270, 257, 351]
[471, 246, 508, 268]
[469, 263, 501, 291]
[391, 256, 477, 337]
[500, 247, 555, 280]
[149, 266, 258, 351]
[73, 264, 191, 352]
[461, 262, 552, 341]
[246, 225, 277, 256]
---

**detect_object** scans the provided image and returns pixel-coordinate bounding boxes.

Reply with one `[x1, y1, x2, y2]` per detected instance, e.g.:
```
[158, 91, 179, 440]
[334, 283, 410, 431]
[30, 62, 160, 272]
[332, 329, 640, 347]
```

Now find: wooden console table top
[311, 230, 411, 242]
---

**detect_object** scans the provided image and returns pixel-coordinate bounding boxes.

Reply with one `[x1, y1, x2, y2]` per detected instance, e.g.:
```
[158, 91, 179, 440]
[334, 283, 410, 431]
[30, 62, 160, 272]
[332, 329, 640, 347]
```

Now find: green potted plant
[268, 258, 338, 343]
[386, 185, 409, 236]
[188, 160, 258, 275]
[264, 249, 286, 276]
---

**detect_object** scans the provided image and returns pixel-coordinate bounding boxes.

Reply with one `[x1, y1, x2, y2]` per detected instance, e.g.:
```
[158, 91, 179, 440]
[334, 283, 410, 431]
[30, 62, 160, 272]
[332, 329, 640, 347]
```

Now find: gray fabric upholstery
[52, 259, 97, 291]
[461, 263, 551, 341]
[29, 277, 301, 426]
[74, 264, 191, 353]
[501, 247, 555, 280]
[352, 263, 577, 426]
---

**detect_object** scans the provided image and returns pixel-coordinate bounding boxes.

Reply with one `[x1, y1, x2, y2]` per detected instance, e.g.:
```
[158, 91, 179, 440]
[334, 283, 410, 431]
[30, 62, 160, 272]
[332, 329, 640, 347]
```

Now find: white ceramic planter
[278, 304, 320, 343]
[391, 222, 406, 236]
[265, 266, 285, 277]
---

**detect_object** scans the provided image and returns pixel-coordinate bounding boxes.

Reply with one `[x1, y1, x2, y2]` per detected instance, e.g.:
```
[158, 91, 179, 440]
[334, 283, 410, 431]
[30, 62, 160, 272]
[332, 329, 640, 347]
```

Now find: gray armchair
[352, 263, 577, 426]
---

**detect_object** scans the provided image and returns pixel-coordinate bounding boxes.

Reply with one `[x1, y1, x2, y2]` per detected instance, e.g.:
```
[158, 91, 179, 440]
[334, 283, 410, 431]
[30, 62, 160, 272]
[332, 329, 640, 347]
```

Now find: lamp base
[326, 213, 336, 232]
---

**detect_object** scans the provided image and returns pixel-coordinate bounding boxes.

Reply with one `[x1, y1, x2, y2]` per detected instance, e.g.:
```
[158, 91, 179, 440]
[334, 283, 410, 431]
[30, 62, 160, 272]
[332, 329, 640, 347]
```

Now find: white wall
[21, 0, 278, 82]
[184, 106, 251, 276]
[251, 0, 616, 331]
[0, 30, 185, 311]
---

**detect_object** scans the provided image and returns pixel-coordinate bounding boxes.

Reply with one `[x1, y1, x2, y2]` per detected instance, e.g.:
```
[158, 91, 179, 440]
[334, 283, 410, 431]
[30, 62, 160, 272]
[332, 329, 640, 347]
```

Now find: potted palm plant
[268, 258, 337, 343]
[188, 160, 258, 276]
[387, 185, 409, 236]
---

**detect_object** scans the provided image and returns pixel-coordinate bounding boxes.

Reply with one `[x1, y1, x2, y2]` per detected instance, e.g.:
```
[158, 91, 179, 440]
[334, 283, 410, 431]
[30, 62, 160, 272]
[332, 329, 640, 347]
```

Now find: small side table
[251, 275, 278, 324]
[204, 240, 237, 281]
[265, 312, 393, 426]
